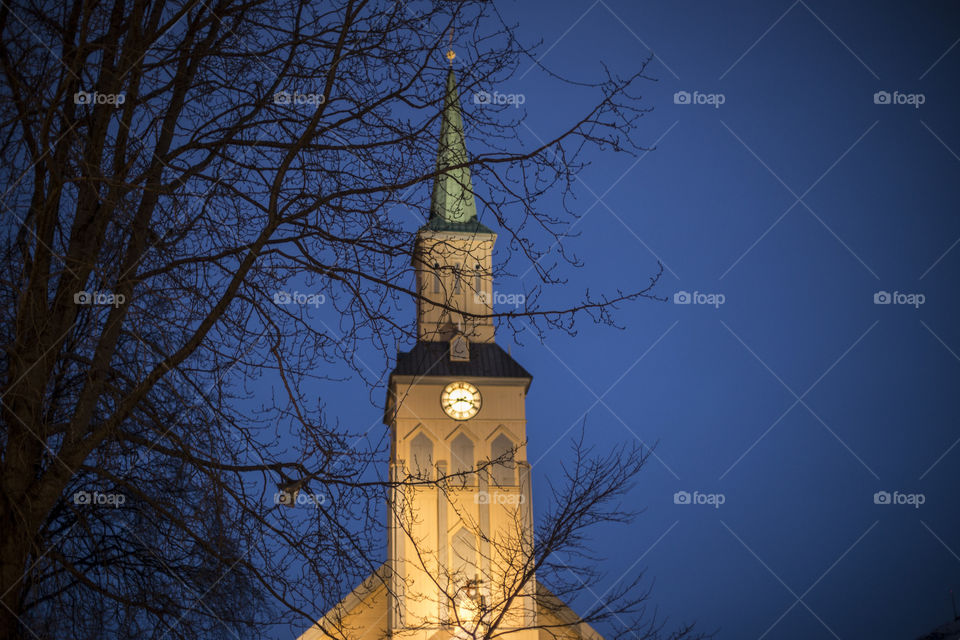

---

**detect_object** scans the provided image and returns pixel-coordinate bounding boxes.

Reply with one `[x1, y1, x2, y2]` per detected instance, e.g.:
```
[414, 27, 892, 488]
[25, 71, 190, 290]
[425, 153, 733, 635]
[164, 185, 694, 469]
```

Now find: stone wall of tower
[386, 375, 536, 640]
[413, 230, 496, 343]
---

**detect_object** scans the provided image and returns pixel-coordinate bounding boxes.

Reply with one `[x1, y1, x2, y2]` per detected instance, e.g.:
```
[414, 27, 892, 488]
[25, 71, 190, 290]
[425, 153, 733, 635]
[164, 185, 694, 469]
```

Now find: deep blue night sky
[300, 2, 960, 638]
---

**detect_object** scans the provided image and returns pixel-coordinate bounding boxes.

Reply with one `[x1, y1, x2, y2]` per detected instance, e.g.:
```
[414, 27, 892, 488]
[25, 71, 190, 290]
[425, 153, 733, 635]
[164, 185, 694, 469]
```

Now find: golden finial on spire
[445, 27, 455, 66]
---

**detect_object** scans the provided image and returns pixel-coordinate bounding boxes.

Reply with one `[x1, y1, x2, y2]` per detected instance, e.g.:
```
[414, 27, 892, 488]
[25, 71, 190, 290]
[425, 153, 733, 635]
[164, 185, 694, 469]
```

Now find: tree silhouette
[0, 0, 680, 638]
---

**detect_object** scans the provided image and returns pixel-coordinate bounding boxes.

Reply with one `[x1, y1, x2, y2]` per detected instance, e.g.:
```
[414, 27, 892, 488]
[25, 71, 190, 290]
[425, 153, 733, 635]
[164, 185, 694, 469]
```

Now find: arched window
[474, 263, 483, 293]
[491, 433, 515, 486]
[452, 264, 462, 294]
[410, 432, 434, 479]
[451, 433, 474, 484]
[451, 528, 477, 580]
[432, 263, 442, 294]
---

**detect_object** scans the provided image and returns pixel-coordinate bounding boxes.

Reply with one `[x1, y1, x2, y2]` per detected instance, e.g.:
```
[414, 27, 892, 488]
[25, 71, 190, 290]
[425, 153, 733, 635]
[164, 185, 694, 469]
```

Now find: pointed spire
[429, 67, 478, 226]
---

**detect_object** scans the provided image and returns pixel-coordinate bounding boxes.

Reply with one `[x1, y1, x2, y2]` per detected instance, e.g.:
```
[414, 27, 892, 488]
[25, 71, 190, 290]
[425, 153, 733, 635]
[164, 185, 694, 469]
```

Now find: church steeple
[413, 68, 498, 344]
[426, 68, 492, 233]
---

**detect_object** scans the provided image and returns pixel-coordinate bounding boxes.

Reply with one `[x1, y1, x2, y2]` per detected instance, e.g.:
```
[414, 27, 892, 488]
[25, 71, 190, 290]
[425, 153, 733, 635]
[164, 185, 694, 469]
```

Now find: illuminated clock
[441, 381, 481, 420]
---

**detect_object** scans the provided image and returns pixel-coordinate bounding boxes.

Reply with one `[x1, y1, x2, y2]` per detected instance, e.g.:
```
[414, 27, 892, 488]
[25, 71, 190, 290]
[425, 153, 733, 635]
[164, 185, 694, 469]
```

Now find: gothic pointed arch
[450, 432, 475, 486]
[410, 431, 434, 479]
[491, 432, 515, 486]
[450, 527, 478, 581]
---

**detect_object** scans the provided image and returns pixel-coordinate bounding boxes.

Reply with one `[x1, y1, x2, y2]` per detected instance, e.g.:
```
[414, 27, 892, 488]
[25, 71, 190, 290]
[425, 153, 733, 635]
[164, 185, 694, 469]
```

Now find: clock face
[441, 381, 482, 420]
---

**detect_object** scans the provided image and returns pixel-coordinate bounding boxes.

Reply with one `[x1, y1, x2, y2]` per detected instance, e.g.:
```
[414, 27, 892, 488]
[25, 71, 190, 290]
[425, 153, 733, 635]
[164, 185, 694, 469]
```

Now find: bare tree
[0, 0, 673, 638]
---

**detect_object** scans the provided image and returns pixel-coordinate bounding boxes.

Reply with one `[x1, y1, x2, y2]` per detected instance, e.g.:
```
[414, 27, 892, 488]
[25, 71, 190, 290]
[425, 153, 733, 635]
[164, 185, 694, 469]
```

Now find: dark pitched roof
[392, 341, 531, 382]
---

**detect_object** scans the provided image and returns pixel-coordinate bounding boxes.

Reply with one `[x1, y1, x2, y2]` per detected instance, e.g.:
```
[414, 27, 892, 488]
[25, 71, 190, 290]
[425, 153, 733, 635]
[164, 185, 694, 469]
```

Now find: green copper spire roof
[426, 68, 493, 234]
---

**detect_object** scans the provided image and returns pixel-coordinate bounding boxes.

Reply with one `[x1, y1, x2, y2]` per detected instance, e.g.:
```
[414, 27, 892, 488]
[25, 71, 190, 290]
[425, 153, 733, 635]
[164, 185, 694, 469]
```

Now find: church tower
[299, 67, 602, 640]
[384, 66, 537, 640]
